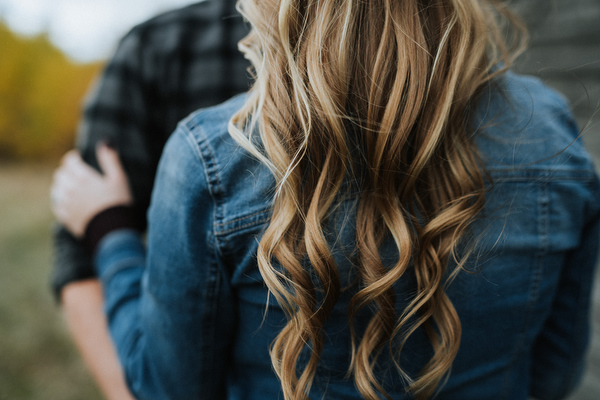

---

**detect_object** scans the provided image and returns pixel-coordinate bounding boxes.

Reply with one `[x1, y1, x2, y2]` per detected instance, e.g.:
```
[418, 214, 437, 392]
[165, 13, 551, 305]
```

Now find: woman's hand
[51, 144, 133, 238]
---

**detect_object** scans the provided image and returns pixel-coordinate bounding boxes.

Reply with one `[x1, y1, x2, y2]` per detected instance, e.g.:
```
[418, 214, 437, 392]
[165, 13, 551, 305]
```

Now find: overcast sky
[0, 0, 199, 63]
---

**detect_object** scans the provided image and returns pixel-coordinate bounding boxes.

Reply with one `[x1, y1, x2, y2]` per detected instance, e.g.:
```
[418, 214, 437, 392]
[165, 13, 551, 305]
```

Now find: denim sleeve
[530, 176, 600, 400]
[95, 127, 235, 399]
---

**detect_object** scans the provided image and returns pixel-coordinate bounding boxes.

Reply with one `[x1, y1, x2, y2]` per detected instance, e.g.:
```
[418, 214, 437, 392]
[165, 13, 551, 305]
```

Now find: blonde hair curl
[229, 0, 525, 398]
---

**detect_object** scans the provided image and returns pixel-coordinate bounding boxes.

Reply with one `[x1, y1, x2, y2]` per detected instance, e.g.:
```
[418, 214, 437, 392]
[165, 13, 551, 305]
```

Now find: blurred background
[0, 0, 598, 399]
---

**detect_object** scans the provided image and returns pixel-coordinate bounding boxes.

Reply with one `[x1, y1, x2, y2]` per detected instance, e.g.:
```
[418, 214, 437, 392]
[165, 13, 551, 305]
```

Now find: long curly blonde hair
[230, 0, 525, 398]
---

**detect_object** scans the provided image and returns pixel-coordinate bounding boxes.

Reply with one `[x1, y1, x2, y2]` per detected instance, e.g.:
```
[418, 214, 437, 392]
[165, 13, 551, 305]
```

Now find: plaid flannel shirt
[51, 0, 252, 299]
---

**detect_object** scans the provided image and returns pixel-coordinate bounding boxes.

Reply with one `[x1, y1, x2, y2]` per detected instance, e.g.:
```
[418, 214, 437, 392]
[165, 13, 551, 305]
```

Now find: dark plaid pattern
[52, 0, 252, 299]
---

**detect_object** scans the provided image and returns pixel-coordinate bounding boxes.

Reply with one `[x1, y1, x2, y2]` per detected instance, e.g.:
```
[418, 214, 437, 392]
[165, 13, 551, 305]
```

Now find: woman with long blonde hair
[51, 0, 600, 398]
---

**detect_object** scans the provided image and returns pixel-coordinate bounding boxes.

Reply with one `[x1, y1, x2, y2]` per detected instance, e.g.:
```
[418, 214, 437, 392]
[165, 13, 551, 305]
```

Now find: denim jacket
[95, 72, 600, 400]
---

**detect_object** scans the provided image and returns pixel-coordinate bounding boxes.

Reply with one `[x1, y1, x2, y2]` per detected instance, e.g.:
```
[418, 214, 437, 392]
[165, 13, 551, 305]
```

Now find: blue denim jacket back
[96, 72, 600, 400]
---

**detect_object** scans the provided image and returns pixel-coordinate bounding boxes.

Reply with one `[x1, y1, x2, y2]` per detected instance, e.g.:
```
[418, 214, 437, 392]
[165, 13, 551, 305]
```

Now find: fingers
[51, 163, 86, 214]
[59, 151, 99, 181]
[51, 151, 100, 231]
[96, 144, 126, 180]
[50, 172, 74, 230]
[50, 147, 134, 238]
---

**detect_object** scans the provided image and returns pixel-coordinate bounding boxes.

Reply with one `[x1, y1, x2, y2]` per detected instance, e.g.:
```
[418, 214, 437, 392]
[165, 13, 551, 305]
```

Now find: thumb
[96, 143, 126, 179]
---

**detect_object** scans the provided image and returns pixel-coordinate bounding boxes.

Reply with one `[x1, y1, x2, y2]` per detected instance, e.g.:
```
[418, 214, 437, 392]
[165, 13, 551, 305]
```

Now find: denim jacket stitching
[488, 168, 596, 182]
[181, 124, 229, 381]
[502, 182, 548, 398]
[182, 125, 221, 208]
[203, 230, 222, 376]
[184, 123, 227, 240]
[214, 208, 269, 226]
[559, 189, 600, 398]
[217, 212, 271, 236]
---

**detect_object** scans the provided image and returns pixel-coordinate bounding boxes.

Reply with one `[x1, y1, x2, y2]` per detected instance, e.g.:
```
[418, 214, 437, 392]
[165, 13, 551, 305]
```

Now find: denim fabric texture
[95, 72, 600, 400]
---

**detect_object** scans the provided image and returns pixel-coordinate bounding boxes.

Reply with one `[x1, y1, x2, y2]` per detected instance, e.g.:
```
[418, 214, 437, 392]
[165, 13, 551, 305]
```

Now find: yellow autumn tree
[0, 22, 102, 160]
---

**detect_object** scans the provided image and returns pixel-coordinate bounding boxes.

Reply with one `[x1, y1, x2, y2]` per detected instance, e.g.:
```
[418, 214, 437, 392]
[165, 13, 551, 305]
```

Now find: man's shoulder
[100, 0, 249, 114]
[118, 0, 243, 53]
[134, 1, 236, 32]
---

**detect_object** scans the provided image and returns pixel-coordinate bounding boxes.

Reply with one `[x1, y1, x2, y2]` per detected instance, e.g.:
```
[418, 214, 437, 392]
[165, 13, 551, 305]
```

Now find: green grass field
[0, 163, 102, 400]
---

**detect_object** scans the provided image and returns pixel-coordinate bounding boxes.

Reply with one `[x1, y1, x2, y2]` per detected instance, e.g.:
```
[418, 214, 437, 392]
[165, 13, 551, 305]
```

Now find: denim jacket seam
[216, 213, 271, 236]
[502, 182, 548, 398]
[487, 168, 596, 182]
[183, 122, 273, 243]
[202, 230, 222, 379]
[555, 184, 600, 397]
[181, 124, 226, 377]
[182, 123, 226, 240]
[214, 208, 271, 227]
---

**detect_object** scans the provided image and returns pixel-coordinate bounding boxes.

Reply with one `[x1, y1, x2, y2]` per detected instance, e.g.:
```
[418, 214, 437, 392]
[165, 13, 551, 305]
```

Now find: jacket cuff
[84, 205, 144, 254]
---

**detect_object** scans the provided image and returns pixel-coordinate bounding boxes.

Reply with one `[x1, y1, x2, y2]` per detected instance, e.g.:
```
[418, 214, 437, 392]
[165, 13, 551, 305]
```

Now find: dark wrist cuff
[84, 205, 144, 254]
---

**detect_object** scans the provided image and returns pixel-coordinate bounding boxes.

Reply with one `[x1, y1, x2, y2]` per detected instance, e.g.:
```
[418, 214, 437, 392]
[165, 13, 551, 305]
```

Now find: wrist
[84, 205, 144, 254]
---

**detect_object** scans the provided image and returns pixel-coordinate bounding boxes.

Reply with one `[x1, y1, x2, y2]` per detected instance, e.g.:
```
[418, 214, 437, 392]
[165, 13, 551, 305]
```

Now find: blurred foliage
[0, 165, 103, 400]
[0, 22, 103, 160]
